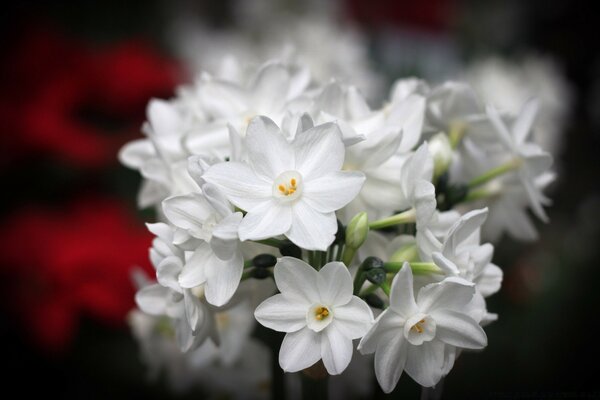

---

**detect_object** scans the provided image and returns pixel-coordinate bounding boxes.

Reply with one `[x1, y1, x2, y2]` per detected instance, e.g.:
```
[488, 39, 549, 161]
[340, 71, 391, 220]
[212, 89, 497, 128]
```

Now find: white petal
[373, 329, 408, 393]
[274, 257, 319, 303]
[286, 201, 337, 251]
[203, 161, 271, 211]
[179, 243, 211, 288]
[321, 324, 354, 375]
[389, 264, 419, 318]
[413, 180, 436, 229]
[251, 62, 290, 112]
[431, 252, 460, 275]
[156, 256, 183, 293]
[254, 294, 308, 332]
[431, 309, 487, 349]
[486, 104, 516, 152]
[512, 99, 539, 145]
[389, 94, 426, 153]
[346, 86, 371, 118]
[246, 116, 294, 180]
[293, 122, 345, 180]
[204, 249, 244, 306]
[358, 310, 405, 355]
[147, 99, 181, 137]
[238, 200, 292, 241]
[183, 289, 205, 332]
[317, 262, 353, 305]
[404, 340, 445, 387]
[417, 278, 476, 314]
[444, 208, 488, 256]
[303, 171, 366, 213]
[162, 193, 214, 236]
[279, 328, 322, 372]
[135, 284, 169, 315]
[137, 180, 167, 208]
[202, 182, 234, 218]
[210, 212, 242, 260]
[333, 297, 374, 339]
[475, 263, 503, 297]
[119, 139, 154, 169]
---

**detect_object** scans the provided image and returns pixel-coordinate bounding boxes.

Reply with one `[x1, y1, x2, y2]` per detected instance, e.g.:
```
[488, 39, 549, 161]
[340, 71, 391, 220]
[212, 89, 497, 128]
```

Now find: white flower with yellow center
[358, 263, 487, 392]
[254, 257, 373, 375]
[203, 116, 365, 250]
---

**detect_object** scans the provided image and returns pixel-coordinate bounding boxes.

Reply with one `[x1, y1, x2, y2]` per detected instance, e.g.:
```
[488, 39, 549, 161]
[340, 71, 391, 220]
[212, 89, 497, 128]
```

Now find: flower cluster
[122, 50, 553, 394]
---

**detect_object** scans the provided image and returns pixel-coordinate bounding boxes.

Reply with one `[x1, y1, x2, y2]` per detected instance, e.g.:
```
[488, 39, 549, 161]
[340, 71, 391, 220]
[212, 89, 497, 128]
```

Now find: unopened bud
[345, 212, 369, 250]
[252, 254, 277, 268]
[429, 132, 453, 178]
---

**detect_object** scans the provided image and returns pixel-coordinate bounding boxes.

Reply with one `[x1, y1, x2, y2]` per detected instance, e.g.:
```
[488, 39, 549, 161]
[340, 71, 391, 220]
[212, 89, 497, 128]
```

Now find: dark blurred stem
[420, 379, 444, 400]
[301, 372, 328, 400]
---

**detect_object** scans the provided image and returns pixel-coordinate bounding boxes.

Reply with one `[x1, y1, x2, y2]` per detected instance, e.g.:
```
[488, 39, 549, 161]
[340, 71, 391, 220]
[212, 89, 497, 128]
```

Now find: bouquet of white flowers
[120, 52, 553, 398]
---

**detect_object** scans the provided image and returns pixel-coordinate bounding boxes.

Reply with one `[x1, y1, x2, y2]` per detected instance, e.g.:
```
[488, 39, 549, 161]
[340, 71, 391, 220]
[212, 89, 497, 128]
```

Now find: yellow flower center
[278, 178, 298, 196]
[315, 306, 330, 321]
[411, 319, 426, 334]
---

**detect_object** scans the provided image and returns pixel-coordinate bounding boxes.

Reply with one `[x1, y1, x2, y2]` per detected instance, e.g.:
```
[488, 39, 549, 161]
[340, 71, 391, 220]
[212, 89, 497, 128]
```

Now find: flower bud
[428, 132, 453, 178]
[364, 293, 385, 309]
[361, 256, 386, 285]
[252, 268, 271, 280]
[280, 242, 302, 258]
[252, 254, 277, 268]
[345, 212, 369, 250]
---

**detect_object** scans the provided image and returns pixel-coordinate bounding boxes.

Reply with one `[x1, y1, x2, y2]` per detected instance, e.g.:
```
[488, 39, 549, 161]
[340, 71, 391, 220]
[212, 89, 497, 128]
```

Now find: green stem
[342, 247, 357, 267]
[353, 270, 366, 295]
[241, 269, 254, 280]
[467, 159, 522, 189]
[369, 208, 416, 230]
[244, 260, 253, 268]
[335, 243, 344, 262]
[359, 283, 379, 297]
[384, 262, 443, 275]
[380, 281, 391, 296]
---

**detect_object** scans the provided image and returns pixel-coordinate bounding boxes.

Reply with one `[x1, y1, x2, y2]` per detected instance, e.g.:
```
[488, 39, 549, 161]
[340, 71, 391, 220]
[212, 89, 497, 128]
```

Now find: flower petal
[162, 193, 214, 237]
[119, 139, 155, 169]
[388, 264, 419, 318]
[246, 116, 294, 180]
[293, 122, 345, 180]
[404, 340, 445, 387]
[431, 309, 487, 349]
[303, 171, 365, 213]
[321, 324, 354, 375]
[147, 99, 181, 137]
[373, 329, 408, 393]
[317, 262, 353, 306]
[178, 243, 212, 288]
[254, 293, 308, 333]
[204, 249, 244, 306]
[156, 256, 183, 293]
[135, 284, 170, 315]
[416, 278, 476, 314]
[274, 257, 319, 303]
[475, 263, 503, 297]
[203, 161, 271, 211]
[279, 328, 322, 373]
[238, 200, 292, 241]
[333, 297, 374, 339]
[286, 201, 337, 251]
[358, 310, 405, 355]
[210, 212, 242, 261]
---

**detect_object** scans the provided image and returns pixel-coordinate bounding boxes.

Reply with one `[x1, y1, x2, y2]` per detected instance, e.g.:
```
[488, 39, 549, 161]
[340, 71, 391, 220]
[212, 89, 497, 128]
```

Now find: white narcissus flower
[162, 183, 244, 307]
[254, 257, 373, 375]
[486, 100, 554, 222]
[358, 264, 487, 392]
[203, 116, 365, 250]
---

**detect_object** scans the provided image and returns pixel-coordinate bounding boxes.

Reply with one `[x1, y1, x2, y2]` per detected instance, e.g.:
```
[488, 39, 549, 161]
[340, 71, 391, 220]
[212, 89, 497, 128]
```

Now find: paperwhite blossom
[203, 116, 365, 250]
[358, 264, 487, 392]
[255, 258, 373, 375]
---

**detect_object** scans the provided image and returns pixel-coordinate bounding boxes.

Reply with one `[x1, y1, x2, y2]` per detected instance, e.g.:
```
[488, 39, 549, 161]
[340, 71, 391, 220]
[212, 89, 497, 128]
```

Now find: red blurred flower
[0, 198, 153, 352]
[0, 27, 179, 168]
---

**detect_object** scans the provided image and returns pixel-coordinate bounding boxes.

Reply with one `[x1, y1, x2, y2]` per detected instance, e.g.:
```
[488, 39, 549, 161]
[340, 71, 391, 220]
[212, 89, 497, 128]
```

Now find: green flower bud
[345, 212, 369, 250]
[252, 268, 271, 280]
[252, 254, 277, 268]
[361, 256, 384, 271]
[364, 293, 385, 309]
[280, 242, 302, 258]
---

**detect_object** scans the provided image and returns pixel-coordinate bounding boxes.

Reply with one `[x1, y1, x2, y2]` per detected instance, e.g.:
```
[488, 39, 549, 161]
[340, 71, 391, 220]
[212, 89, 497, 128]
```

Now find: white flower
[358, 264, 487, 392]
[486, 100, 554, 222]
[431, 208, 503, 297]
[254, 257, 373, 375]
[203, 116, 365, 250]
[162, 183, 244, 307]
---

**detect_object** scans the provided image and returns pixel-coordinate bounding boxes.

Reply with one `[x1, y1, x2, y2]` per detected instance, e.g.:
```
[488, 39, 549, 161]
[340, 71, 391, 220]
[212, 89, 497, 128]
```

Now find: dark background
[1, 0, 599, 398]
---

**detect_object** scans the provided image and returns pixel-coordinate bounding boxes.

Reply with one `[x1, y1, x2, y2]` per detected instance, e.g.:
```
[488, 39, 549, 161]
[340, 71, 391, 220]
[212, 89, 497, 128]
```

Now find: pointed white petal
[246, 116, 294, 179]
[156, 256, 183, 293]
[373, 330, 408, 393]
[162, 193, 214, 236]
[203, 161, 271, 211]
[417, 278, 476, 314]
[512, 98, 539, 145]
[303, 171, 365, 213]
[389, 264, 419, 318]
[286, 201, 337, 251]
[274, 257, 319, 303]
[321, 324, 353, 375]
[444, 208, 488, 256]
[293, 122, 345, 180]
[279, 328, 322, 372]
[404, 340, 445, 387]
[210, 212, 242, 260]
[119, 139, 154, 169]
[238, 200, 292, 241]
[358, 310, 405, 355]
[333, 297, 374, 339]
[178, 243, 212, 288]
[432, 309, 487, 349]
[204, 250, 244, 306]
[317, 262, 353, 305]
[254, 293, 308, 333]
